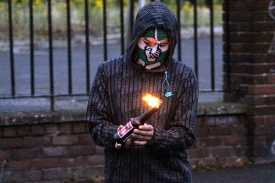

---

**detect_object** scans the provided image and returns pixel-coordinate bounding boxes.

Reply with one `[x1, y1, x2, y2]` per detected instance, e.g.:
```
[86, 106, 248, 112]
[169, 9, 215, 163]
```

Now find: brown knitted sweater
[86, 2, 199, 183]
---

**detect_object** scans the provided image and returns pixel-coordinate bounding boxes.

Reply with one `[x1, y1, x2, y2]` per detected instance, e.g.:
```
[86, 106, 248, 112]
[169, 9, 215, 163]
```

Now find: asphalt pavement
[0, 37, 224, 107]
[193, 162, 275, 183]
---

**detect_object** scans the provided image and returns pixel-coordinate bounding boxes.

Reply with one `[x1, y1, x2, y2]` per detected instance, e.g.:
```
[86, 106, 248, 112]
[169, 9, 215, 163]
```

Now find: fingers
[115, 142, 122, 149]
[131, 124, 154, 144]
[139, 123, 153, 131]
[115, 137, 132, 149]
[115, 124, 154, 148]
[117, 125, 124, 131]
[132, 124, 154, 138]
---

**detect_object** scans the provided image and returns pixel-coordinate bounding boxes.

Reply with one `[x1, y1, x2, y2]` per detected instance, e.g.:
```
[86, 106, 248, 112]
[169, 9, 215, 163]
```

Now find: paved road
[0, 37, 223, 97]
[193, 162, 275, 183]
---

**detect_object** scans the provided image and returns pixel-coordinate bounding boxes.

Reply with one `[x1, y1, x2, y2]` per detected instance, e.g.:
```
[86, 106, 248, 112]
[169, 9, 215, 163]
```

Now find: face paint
[137, 28, 169, 69]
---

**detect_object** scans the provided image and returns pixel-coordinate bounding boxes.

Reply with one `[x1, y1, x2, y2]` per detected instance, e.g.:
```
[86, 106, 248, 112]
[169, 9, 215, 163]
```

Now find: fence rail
[0, 0, 227, 111]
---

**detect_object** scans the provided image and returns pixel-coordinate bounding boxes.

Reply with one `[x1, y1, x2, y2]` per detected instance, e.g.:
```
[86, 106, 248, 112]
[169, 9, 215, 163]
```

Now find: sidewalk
[192, 162, 275, 183]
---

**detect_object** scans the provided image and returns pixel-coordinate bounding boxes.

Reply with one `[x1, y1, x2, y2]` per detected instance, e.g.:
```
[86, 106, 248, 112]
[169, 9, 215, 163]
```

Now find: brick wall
[223, 0, 275, 162]
[0, 105, 248, 182]
[0, 120, 105, 182]
[188, 114, 248, 170]
[0, 111, 104, 183]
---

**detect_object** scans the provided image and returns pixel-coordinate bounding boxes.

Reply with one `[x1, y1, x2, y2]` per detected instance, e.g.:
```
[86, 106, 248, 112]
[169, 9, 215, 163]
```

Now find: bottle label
[117, 122, 133, 138]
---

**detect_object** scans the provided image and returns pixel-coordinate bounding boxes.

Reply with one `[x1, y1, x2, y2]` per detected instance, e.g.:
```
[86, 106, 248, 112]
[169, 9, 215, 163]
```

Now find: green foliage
[0, 0, 222, 40]
[187, 0, 222, 6]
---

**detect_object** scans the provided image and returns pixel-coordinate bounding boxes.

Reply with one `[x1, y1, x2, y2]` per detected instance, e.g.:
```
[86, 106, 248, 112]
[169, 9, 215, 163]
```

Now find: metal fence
[0, 0, 228, 111]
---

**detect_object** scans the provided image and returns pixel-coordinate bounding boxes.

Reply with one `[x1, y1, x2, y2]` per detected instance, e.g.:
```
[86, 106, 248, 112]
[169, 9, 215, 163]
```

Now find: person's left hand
[131, 123, 154, 146]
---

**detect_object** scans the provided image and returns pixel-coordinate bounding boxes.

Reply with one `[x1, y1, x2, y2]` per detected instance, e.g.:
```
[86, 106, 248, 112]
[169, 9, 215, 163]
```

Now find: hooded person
[86, 1, 199, 183]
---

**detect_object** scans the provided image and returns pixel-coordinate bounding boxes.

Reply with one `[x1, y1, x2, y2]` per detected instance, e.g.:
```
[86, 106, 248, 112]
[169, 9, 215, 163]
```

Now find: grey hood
[126, 1, 179, 72]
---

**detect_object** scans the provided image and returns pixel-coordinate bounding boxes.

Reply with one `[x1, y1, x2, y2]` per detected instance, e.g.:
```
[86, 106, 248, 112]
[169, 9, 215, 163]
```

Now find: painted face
[137, 28, 169, 70]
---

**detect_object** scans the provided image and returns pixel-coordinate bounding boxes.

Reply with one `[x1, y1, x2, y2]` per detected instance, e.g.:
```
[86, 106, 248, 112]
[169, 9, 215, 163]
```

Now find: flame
[142, 94, 161, 108]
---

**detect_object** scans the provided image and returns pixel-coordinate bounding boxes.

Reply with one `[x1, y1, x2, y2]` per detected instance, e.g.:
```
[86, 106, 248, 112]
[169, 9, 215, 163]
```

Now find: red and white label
[117, 122, 133, 138]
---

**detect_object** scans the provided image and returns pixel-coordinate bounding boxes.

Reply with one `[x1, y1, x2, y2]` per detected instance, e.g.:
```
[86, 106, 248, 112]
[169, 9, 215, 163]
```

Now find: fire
[142, 94, 161, 108]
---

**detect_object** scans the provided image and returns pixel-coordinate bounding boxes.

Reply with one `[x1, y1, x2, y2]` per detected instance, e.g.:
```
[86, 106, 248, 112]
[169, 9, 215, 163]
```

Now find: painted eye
[143, 38, 157, 47]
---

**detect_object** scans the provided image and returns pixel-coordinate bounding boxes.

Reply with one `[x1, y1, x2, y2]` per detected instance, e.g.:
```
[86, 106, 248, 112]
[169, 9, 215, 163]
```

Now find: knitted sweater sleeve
[86, 64, 117, 148]
[146, 69, 199, 154]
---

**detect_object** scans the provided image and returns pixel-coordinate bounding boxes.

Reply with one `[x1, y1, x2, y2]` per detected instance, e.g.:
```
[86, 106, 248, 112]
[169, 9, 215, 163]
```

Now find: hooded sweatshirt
[86, 1, 199, 183]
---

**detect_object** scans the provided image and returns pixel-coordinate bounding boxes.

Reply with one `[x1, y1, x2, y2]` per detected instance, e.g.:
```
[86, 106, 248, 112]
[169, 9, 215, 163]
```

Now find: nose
[151, 43, 159, 53]
[150, 44, 161, 59]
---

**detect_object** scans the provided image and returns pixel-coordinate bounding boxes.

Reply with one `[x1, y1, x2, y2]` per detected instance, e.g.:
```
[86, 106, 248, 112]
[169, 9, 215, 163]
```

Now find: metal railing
[0, 0, 227, 111]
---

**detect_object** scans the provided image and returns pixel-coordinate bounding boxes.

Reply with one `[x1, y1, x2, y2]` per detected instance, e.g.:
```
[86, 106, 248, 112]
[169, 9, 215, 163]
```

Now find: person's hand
[115, 138, 133, 149]
[131, 123, 154, 146]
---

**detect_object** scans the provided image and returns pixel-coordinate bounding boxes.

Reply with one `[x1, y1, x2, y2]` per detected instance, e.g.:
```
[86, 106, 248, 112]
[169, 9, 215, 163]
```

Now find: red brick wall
[223, 0, 275, 161]
[0, 121, 104, 183]
[188, 115, 248, 170]
[0, 110, 247, 182]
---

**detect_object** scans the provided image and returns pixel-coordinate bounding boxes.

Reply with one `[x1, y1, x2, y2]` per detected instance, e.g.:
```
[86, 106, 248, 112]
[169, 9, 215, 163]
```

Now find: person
[86, 1, 199, 183]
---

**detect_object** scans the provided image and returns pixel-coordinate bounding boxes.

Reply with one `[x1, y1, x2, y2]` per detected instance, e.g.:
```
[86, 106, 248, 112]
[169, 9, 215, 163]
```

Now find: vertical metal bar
[85, 0, 90, 93]
[209, 0, 215, 91]
[224, 0, 231, 90]
[129, 0, 134, 44]
[126, 0, 134, 48]
[47, 0, 54, 111]
[29, 0, 35, 96]
[66, 0, 72, 94]
[120, 0, 125, 55]
[103, 0, 108, 61]
[194, 0, 199, 76]
[8, 0, 15, 97]
[176, 0, 182, 62]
